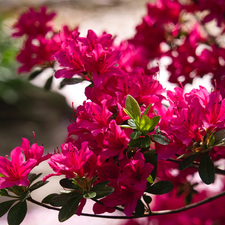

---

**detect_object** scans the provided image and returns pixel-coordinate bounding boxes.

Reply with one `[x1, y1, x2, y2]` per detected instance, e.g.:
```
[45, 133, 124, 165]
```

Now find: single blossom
[0, 147, 37, 189]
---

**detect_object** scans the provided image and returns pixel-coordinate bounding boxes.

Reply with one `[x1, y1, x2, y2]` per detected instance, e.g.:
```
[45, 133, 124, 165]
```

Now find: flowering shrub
[1, 1, 225, 225]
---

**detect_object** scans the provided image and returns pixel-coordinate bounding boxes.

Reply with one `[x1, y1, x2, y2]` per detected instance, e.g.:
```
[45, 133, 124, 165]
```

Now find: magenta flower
[0, 147, 37, 189]
[54, 39, 86, 78]
[118, 151, 154, 189]
[12, 6, 56, 38]
[101, 179, 144, 217]
[101, 120, 130, 160]
[21, 135, 51, 166]
[77, 29, 113, 52]
[43, 142, 93, 180]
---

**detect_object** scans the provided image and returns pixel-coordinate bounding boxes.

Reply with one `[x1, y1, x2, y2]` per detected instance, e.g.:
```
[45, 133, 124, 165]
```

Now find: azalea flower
[0, 147, 37, 189]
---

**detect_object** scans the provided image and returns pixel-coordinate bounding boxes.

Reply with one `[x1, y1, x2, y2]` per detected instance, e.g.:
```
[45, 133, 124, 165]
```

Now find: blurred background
[0, 0, 150, 224]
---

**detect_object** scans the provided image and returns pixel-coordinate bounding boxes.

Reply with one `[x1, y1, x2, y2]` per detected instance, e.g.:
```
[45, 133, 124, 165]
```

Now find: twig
[27, 190, 225, 219]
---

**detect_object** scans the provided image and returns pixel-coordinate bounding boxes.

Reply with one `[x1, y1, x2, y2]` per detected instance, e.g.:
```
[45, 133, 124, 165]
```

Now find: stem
[27, 190, 225, 219]
[167, 158, 225, 175]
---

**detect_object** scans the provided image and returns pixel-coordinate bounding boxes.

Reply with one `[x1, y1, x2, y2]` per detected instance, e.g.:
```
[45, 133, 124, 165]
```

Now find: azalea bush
[1, 1, 225, 225]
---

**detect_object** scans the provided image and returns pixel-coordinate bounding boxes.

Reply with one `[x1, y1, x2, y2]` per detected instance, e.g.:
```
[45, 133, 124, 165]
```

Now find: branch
[27, 190, 225, 219]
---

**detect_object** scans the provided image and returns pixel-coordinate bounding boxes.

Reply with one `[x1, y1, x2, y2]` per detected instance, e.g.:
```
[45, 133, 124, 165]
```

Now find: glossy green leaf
[0, 188, 10, 197]
[185, 192, 193, 205]
[130, 130, 142, 140]
[214, 129, 225, 146]
[44, 75, 53, 91]
[125, 95, 141, 123]
[20, 191, 30, 202]
[135, 199, 145, 217]
[28, 70, 43, 80]
[60, 78, 85, 86]
[83, 191, 96, 199]
[142, 104, 152, 117]
[146, 181, 174, 195]
[199, 153, 215, 185]
[29, 181, 48, 192]
[7, 201, 27, 225]
[146, 174, 154, 184]
[144, 150, 158, 181]
[91, 181, 114, 199]
[141, 137, 151, 148]
[128, 119, 137, 129]
[152, 134, 170, 145]
[178, 154, 199, 170]
[58, 196, 83, 222]
[129, 139, 141, 147]
[50, 192, 81, 207]
[140, 115, 152, 134]
[42, 193, 59, 204]
[143, 195, 152, 205]
[28, 173, 42, 185]
[60, 178, 78, 189]
[0, 200, 16, 218]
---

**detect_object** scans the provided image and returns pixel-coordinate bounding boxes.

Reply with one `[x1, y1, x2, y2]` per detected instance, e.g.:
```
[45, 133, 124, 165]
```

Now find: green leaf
[125, 95, 141, 123]
[178, 154, 199, 170]
[129, 139, 141, 147]
[214, 129, 225, 146]
[146, 174, 154, 184]
[140, 115, 152, 134]
[50, 192, 80, 207]
[144, 150, 158, 181]
[58, 196, 83, 222]
[28, 173, 42, 185]
[128, 119, 137, 129]
[7, 201, 27, 225]
[141, 137, 151, 148]
[83, 191, 96, 199]
[130, 130, 142, 140]
[199, 153, 215, 185]
[0, 188, 10, 197]
[185, 192, 193, 205]
[60, 178, 79, 189]
[140, 116, 161, 135]
[29, 181, 49, 192]
[60, 78, 85, 86]
[44, 75, 53, 91]
[143, 195, 152, 205]
[42, 193, 59, 204]
[91, 181, 114, 199]
[20, 191, 30, 202]
[135, 199, 145, 217]
[152, 134, 170, 145]
[28, 70, 43, 80]
[0, 200, 16, 218]
[146, 181, 174, 195]
[142, 104, 152, 117]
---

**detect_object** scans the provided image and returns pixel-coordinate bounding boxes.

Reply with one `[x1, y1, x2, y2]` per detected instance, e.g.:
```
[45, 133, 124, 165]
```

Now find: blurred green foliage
[0, 18, 71, 153]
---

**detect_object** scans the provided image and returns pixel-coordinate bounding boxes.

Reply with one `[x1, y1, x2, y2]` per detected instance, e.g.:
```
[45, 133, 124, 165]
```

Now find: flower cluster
[128, 0, 225, 96]
[1, 1, 225, 225]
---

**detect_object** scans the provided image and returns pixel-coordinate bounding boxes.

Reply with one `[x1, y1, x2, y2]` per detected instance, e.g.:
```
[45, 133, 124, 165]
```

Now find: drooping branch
[27, 190, 225, 219]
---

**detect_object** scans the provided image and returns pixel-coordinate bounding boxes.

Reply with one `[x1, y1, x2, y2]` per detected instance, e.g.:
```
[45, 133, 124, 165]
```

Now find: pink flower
[77, 29, 113, 52]
[101, 179, 144, 217]
[54, 39, 86, 78]
[43, 142, 93, 180]
[0, 147, 37, 189]
[68, 100, 113, 137]
[118, 151, 154, 189]
[101, 120, 130, 159]
[20, 134, 51, 166]
[12, 6, 56, 38]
